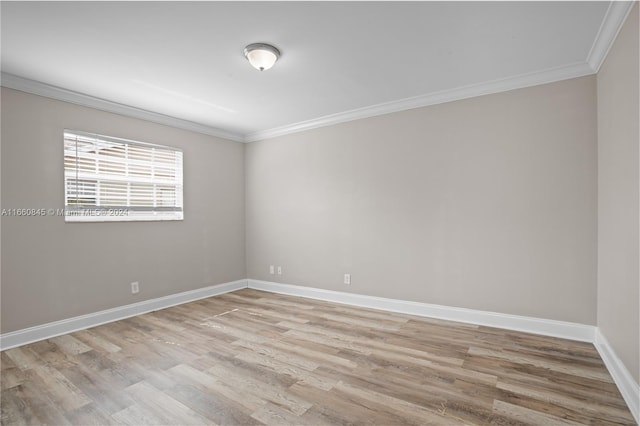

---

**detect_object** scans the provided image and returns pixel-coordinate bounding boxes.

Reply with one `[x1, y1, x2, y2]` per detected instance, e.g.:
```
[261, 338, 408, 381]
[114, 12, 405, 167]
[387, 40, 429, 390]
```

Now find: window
[64, 130, 183, 222]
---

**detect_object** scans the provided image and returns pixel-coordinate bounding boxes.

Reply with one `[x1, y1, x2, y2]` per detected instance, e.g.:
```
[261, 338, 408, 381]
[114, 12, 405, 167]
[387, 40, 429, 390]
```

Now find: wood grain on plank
[1, 289, 635, 425]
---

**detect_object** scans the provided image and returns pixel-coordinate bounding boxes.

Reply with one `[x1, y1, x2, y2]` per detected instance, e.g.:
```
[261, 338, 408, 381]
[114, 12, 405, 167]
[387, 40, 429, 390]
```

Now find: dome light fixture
[243, 43, 280, 71]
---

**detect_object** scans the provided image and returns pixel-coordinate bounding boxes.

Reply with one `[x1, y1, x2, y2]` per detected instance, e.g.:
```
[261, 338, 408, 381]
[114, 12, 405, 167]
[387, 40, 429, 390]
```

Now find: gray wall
[246, 75, 598, 325]
[597, 4, 639, 383]
[1, 88, 246, 333]
[2, 16, 637, 388]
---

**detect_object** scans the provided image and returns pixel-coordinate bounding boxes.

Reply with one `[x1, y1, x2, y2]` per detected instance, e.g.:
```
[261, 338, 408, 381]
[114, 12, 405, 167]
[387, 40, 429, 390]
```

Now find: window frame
[63, 129, 184, 223]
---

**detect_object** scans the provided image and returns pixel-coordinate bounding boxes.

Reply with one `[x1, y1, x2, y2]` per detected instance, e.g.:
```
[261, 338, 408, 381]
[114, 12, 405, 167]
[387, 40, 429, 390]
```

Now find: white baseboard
[0, 279, 248, 350]
[594, 329, 640, 424]
[248, 279, 640, 422]
[2, 277, 636, 423]
[247, 279, 596, 342]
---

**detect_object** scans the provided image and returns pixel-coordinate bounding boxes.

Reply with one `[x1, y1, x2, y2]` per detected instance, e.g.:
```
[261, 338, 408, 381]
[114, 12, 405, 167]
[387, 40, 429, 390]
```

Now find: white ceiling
[0, 2, 628, 142]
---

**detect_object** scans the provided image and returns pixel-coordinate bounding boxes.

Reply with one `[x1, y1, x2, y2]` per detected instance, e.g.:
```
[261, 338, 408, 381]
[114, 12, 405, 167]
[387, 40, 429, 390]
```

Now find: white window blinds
[64, 130, 183, 222]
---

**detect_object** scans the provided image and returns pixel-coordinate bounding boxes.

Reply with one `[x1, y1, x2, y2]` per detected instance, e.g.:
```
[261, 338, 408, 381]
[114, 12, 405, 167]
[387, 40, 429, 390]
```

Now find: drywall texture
[246, 76, 598, 325]
[597, 4, 639, 383]
[1, 88, 246, 333]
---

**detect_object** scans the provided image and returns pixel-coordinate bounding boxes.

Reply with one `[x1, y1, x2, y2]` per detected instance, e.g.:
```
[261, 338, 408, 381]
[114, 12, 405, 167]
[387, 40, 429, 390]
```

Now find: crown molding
[244, 62, 594, 142]
[0, 73, 245, 143]
[587, 1, 635, 73]
[2, 57, 598, 145]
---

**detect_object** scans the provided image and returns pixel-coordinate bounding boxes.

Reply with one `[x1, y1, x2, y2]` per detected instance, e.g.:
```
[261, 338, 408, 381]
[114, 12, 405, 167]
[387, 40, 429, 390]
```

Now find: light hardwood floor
[1, 289, 635, 425]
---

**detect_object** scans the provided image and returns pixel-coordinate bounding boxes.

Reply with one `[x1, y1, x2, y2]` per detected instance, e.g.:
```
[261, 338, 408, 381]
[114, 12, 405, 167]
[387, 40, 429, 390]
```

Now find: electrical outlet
[344, 274, 351, 285]
[131, 281, 140, 294]
[269, 265, 275, 274]
[277, 266, 282, 275]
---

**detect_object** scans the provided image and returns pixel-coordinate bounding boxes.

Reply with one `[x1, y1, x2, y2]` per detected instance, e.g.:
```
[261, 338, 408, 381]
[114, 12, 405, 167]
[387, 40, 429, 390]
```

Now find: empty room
[1, 1, 638, 425]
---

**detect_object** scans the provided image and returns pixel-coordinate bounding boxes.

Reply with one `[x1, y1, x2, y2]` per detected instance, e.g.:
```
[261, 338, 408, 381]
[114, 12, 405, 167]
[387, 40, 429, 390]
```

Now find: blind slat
[64, 130, 183, 222]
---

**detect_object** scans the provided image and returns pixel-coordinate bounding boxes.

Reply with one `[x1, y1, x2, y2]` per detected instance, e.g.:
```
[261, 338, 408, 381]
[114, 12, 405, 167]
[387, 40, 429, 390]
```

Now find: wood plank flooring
[1, 289, 635, 425]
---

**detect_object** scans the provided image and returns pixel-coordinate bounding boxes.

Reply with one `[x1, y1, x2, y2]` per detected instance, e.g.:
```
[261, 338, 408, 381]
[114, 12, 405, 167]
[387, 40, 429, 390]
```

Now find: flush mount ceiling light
[243, 43, 280, 71]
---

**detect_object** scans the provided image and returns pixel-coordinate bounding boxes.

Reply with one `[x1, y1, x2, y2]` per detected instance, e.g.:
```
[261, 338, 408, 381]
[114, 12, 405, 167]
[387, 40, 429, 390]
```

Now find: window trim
[63, 129, 184, 223]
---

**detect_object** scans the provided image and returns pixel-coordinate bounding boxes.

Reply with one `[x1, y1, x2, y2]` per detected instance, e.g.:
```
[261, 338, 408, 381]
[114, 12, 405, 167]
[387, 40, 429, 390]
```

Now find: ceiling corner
[586, 1, 635, 73]
[0, 73, 246, 143]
